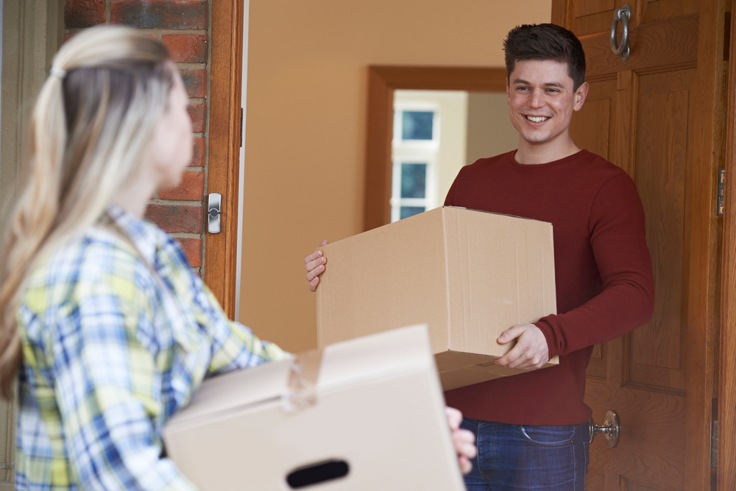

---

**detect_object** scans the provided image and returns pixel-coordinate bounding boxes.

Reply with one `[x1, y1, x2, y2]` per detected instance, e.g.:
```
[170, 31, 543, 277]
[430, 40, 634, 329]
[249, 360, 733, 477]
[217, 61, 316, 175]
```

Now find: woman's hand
[304, 240, 329, 292]
[446, 406, 476, 475]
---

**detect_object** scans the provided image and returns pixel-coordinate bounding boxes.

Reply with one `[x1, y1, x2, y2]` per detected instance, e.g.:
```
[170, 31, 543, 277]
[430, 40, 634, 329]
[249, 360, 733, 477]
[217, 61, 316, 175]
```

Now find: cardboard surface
[163, 325, 465, 490]
[317, 206, 558, 390]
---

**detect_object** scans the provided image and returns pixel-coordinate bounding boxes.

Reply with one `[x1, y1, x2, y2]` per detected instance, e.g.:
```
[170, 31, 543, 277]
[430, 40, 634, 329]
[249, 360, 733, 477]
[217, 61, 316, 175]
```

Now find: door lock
[207, 193, 222, 234]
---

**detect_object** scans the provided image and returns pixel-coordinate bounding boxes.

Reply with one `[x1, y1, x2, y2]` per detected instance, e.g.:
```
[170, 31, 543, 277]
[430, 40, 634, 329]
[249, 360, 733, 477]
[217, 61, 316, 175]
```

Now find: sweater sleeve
[535, 173, 655, 358]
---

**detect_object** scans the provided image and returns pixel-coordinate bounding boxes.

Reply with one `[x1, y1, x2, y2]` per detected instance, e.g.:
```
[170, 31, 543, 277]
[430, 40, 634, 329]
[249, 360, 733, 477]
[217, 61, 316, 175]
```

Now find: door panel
[554, 0, 725, 489]
[562, 0, 700, 35]
[570, 77, 617, 385]
[629, 69, 691, 393]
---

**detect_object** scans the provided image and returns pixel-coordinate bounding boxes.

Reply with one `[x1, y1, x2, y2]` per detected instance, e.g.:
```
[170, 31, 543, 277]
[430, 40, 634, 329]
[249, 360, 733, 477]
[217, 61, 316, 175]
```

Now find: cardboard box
[317, 206, 558, 391]
[163, 325, 465, 491]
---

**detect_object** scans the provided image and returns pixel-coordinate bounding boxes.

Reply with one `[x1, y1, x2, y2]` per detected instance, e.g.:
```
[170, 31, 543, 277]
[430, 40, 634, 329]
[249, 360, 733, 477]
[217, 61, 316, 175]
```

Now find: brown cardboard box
[163, 325, 465, 491]
[317, 206, 558, 391]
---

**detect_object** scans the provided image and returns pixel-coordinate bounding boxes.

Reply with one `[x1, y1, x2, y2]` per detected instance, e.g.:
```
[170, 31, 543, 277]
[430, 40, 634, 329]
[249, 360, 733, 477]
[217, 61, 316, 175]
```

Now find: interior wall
[241, 0, 552, 353]
[466, 92, 518, 164]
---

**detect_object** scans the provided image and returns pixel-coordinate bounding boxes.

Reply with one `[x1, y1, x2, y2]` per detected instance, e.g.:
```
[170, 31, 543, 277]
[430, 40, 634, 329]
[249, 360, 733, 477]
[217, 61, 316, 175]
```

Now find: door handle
[610, 5, 631, 61]
[207, 193, 222, 234]
[589, 410, 620, 448]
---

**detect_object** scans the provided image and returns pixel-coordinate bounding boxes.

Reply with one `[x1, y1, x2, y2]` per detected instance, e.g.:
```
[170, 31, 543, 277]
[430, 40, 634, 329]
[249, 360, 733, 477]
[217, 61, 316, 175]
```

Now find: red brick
[179, 67, 207, 99]
[111, 0, 208, 30]
[158, 170, 204, 201]
[191, 137, 205, 167]
[146, 204, 203, 234]
[64, 5, 212, 270]
[65, 0, 106, 28]
[177, 237, 203, 268]
[188, 102, 206, 133]
[162, 34, 208, 63]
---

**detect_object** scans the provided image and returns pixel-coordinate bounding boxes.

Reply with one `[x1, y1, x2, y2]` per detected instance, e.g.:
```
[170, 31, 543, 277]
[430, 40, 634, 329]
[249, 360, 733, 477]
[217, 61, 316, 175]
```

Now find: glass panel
[400, 206, 425, 220]
[400, 163, 427, 198]
[401, 110, 434, 140]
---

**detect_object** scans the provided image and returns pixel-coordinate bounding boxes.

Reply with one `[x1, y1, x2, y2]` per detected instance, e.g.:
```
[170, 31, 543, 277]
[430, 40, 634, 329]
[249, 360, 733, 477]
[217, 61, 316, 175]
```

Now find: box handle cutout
[286, 459, 350, 488]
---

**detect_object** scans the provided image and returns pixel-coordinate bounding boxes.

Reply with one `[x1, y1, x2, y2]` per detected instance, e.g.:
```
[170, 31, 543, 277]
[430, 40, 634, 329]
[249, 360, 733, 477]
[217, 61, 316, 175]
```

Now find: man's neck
[515, 140, 581, 165]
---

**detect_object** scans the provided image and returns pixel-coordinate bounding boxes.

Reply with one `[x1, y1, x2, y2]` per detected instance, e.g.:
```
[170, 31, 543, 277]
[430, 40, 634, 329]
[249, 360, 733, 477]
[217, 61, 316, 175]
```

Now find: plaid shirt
[16, 205, 289, 490]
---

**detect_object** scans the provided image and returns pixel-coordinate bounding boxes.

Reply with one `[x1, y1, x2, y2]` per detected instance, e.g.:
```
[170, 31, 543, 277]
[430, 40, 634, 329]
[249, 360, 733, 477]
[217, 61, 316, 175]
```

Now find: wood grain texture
[555, 0, 728, 489]
[718, 3, 736, 489]
[204, 0, 244, 317]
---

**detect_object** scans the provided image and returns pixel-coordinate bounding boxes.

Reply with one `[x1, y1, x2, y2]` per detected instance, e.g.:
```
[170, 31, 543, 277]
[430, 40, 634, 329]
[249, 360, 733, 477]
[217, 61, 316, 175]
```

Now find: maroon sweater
[443, 150, 654, 425]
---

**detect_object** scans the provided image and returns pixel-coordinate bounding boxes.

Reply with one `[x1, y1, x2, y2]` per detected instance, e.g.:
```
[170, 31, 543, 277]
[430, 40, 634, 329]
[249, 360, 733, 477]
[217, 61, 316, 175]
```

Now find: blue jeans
[461, 418, 590, 490]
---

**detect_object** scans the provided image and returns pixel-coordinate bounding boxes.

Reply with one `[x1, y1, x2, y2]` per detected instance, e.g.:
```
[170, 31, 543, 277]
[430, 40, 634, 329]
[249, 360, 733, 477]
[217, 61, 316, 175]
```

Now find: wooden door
[553, 0, 726, 489]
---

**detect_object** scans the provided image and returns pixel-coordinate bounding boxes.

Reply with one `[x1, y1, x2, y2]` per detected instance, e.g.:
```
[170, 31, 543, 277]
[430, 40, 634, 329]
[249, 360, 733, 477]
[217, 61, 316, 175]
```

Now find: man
[306, 24, 654, 489]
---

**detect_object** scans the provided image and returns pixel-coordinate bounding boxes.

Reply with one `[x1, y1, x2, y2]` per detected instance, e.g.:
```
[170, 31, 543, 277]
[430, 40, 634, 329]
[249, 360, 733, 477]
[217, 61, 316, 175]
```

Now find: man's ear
[573, 81, 589, 111]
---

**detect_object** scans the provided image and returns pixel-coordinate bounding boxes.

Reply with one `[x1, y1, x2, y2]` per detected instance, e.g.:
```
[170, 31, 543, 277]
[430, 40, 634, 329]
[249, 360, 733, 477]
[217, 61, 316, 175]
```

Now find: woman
[0, 25, 474, 489]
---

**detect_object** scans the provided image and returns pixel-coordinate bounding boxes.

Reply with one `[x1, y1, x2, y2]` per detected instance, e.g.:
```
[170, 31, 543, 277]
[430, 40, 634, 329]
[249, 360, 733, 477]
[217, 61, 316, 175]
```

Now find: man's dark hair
[503, 23, 586, 90]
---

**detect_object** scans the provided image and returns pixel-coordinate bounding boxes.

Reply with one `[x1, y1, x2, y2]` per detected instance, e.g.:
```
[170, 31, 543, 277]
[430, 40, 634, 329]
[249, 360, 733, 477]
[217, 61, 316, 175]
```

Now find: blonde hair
[0, 25, 175, 398]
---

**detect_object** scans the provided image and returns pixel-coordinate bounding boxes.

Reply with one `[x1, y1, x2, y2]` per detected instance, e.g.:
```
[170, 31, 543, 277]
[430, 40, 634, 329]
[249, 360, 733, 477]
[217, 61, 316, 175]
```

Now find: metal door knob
[589, 410, 620, 448]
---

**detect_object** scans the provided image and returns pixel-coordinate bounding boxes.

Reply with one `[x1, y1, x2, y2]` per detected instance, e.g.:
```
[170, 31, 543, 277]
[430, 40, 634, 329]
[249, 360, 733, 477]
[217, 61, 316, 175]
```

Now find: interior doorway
[0, 1, 63, 486]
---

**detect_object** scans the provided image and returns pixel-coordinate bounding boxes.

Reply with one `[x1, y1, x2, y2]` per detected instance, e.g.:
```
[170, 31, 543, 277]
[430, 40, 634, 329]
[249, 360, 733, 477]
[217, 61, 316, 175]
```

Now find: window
[391, 106, 438, 221]
[392, 161, 428, 221]
[401, 110, 434, 140]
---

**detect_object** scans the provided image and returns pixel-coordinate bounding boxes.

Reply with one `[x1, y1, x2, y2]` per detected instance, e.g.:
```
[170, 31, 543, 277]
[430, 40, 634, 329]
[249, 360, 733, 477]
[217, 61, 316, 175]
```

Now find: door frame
[718, 3, 736, 488]
[363, 66, 507, 231]
[205, 0, 245, 317]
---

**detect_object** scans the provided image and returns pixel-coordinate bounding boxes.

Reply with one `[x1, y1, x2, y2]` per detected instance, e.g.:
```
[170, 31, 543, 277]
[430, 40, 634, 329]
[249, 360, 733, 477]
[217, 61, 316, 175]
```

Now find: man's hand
[304, 240, 329, 292]
[495, 323, 549, 370]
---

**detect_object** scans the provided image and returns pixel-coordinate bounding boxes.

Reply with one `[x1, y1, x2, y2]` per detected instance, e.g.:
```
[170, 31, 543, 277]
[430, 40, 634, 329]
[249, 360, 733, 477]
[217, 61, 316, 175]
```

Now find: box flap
[166, 355, 292, 428]
[435, 349, 556, 391]
[317, 323, 436, 389]
[443, 206, 556, 354]
[167, 324, 436, 429]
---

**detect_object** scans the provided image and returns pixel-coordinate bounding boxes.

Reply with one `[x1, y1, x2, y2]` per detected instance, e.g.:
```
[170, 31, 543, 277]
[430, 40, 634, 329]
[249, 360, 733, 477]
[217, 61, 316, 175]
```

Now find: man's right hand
[304, 240, 329, 292]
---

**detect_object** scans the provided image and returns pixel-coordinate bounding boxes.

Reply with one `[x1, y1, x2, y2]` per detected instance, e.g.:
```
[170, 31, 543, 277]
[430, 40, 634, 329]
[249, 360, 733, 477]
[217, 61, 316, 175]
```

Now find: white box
[163, 325, 465, 490]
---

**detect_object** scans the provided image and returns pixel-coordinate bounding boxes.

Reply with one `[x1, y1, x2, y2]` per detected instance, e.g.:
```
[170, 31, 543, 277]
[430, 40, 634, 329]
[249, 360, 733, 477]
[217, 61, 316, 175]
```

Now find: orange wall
[240, 1, 552, 353]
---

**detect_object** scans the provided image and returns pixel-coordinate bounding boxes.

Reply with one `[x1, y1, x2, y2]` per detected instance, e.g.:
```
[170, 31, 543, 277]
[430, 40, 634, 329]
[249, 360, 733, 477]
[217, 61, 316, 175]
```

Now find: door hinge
[717, 168, 726, 217]
[240, 107, 244, 148]
[711, 419, 718, 470]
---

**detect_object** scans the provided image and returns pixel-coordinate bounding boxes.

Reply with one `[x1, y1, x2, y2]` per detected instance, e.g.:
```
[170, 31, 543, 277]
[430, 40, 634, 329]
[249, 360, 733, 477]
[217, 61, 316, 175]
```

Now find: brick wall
[64, 0, 210, 272]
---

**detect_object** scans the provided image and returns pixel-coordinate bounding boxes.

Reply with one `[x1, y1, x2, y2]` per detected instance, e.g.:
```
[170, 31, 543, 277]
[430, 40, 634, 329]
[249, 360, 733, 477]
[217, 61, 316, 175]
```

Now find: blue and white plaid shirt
[16, 205, 289, 490]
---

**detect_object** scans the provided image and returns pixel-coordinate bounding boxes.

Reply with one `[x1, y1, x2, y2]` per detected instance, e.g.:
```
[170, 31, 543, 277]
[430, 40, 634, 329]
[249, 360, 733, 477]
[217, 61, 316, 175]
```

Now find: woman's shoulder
[24, 228, 150, 308]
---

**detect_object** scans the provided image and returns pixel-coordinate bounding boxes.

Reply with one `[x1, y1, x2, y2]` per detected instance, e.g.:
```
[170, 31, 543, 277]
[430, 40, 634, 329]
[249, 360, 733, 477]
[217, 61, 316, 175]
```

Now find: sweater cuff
[534, 318, 559, 359]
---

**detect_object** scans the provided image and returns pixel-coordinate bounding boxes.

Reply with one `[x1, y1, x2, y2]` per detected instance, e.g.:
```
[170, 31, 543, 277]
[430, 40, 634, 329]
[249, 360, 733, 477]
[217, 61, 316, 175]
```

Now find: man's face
[506, 59, 588, 152]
